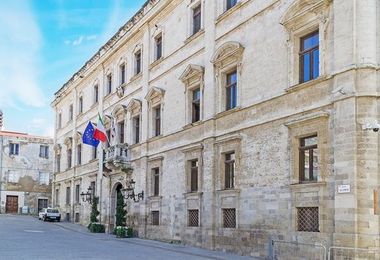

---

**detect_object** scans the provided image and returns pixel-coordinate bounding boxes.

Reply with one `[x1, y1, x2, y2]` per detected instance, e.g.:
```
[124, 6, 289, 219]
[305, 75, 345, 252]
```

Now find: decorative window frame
[78, 93, 84, 115]
[179, 64, 204, 126]
[211, 41, 244, 114]
[280, 0, 331, 87]
[147, 156, 164, 198]
[92, 80, 100, 105]
[181, 144, 203, 193]
[105, 69, 113, 96]
[126, 98, 142, 145]
[187, 0, 205, 38]
[132, 44, 143, 78]
[151, 25, 164, 65]
[117, 57, 127, 87]
[285, 112, 330, 184]
[145, 87, 165, 138]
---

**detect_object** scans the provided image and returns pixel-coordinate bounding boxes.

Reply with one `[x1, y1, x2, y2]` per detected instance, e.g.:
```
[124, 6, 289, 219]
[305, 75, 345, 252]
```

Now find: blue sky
[0, 0, 146, 137]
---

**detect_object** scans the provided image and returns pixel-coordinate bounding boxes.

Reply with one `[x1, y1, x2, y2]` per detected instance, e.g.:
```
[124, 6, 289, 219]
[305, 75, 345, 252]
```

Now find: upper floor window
[69, 104, 73, 121]
[66, 186, 71, 205]
[58, 113, 62, 129]
[190, 159, 198, 192]
[107, 74, 112, 95]
[9, 143, 19, 155]
[299, 135, 318, 182]
[192, 88, 201, 123]
[77, 144, 82, 165]
[300, 31, 319, 83]
[67, 148, 72, 169]
[135, 51, 142, 75]
[133, 116, 140, 144]
[78, 96, 83, 114]
[39, 145, 49, 158]
[119, 63, 126, 85]
[75, 184, 80, 203]
[92, 146, 97, 160]
[192, 5, 202, 35]
[155, 34, 162, 61]
[118, 121, 125, 143]
[224, 152, 235, 189]
[94, 85, 99, 103]
[226, 0, 237, 10]
[226, 70, 237, 110]
[152, 167, 160, 196]
[38, 172, 49, 185]
[153, 105, 161, 137]
[56, 155, 61, 172]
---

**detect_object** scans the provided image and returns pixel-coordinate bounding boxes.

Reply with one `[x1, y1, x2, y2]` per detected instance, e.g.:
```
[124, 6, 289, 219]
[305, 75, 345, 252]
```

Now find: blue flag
[82, 122, 100, 147]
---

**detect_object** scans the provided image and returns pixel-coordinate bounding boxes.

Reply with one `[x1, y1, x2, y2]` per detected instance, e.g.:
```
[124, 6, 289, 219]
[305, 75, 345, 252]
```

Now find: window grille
[223, 208, 236, 228]
[152, 211, 159, 225]
[297, 207, 319, 232]
[188, 210, 199, 227]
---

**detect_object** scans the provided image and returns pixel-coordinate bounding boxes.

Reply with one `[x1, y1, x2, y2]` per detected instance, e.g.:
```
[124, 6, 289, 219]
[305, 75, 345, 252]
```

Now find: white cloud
[0, 1, 46, 108]
[72, 35, 84, 46]
[86, 34, 97, 41]
[65, 34, 98, 46]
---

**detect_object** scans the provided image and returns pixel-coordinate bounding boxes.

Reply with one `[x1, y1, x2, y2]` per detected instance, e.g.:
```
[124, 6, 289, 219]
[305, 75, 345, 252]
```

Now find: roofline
[53, 0, 158, 100]
[0, 130, 53, 140]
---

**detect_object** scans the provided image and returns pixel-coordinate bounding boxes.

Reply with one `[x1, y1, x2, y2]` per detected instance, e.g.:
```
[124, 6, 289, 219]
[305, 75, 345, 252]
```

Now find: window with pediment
[211, 41, 244, 113]
[179, 64, 204, 125]
[280, 0, 330, 87]
[145, 87, 165, 138]
[111, 105, 127, 145]
[126, 99, 142, 145]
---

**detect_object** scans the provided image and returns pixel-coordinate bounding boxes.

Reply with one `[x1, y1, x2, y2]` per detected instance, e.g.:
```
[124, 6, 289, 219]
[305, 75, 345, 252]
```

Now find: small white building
[0, 131, 53, 214]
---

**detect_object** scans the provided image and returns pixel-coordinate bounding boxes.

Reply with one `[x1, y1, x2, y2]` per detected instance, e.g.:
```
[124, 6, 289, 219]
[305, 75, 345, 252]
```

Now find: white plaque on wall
[337, 185, 351, 194]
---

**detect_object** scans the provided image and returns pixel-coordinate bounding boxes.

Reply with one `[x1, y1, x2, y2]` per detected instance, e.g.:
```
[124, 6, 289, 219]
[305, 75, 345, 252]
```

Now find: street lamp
[80, 186, 93, 204]
[123, 179, 144, 202]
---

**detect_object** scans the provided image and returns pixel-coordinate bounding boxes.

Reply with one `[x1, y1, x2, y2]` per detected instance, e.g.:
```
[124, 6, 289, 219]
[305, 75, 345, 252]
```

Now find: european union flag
[82, 122, 100, 147]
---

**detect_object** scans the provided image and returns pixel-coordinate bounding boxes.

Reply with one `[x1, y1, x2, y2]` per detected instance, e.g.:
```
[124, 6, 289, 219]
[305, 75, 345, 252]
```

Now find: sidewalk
[54, 221, 260, 260]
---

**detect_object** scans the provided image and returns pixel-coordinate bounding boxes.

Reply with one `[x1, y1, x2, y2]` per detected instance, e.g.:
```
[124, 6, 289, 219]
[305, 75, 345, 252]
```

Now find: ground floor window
[151, 211, 159, 226]
[222, 208, 236, 228]
[297, 207, 319, 232]
[188, 209, 199, 227]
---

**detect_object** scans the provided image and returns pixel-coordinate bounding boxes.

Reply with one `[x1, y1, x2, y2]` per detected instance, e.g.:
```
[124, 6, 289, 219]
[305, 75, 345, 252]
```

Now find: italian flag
[93, 113, 108, 142]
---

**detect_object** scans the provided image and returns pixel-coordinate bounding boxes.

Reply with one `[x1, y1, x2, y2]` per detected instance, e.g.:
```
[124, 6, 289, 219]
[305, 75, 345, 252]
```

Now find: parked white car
[38, 208, 61, 222]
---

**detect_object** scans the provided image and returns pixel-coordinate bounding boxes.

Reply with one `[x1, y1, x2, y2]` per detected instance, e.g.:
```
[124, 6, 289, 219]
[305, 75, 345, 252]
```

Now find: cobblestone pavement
[0, 215, 257, 260]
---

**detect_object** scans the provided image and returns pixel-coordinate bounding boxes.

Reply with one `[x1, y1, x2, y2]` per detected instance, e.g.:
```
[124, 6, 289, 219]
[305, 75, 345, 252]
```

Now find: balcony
[104, 144, 132, 172]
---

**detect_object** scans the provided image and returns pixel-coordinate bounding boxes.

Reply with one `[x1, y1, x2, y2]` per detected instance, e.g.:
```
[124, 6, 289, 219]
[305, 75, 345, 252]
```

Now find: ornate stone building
[0, 131, 53, 214]
[51, 0, 380, 257]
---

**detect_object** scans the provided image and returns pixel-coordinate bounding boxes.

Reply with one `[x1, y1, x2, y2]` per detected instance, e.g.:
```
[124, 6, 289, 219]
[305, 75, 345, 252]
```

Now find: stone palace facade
[51, 0, 380, 257]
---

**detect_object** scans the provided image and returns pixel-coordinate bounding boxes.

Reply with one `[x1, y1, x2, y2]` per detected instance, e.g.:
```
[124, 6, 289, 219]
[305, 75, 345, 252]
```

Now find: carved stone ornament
[116, 86, 124, 98]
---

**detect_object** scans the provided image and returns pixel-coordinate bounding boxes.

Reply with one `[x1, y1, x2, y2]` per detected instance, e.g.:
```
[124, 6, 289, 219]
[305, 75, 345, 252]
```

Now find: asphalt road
[0, 215, 253, 260]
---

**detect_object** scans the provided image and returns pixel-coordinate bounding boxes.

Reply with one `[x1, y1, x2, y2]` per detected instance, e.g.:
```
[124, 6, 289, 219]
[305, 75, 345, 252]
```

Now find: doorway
[6, 196, 18, 214]
[38, 199, 48, 212]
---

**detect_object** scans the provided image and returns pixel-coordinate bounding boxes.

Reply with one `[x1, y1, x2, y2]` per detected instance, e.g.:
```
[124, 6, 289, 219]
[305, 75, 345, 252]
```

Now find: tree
[115, 191, 127, 227]
[90, 197, 100, 223]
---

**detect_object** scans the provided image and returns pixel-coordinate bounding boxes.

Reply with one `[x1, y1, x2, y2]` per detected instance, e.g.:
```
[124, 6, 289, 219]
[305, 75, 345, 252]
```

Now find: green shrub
[88, 222, 105, 233]
[113, 226, 133, 238]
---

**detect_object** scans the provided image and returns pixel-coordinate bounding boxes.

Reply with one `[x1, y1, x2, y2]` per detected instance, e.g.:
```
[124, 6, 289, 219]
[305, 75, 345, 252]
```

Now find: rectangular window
[300, 31, 319, 83]
[223, 208, 236, 228]
[299, 135, 318, 182]
[106, 129, 111, 148]
[192, 88, 201, 123]
[90, 181, 96, 197]
[154, 106, 161, 137]
[77, 144, 82, 165]
[9, 143, 19, 155]
[94, 85, 99, 103]
[152, 168, 160, 196]
[188, 209, 199, 227]
[75, 213, 80, 222]
[58, 113, 62, 129]
[190, 159, 198, 192]
[75, 184, 80, 203]
[7, 171, 17, 183]
[69, 104, 73, 121]
[78, 96, 83, 114]
[118, 121, 125, 143]
[120, 63, 126, 84]
[55, 189, 59, 206]
[38, 172, 49, 185]
[92, 146, 97, 160]
[39, 145, 49, 158]
[155, 35, 162, 60]
[107, 74, 112, 95]
[67, 149, 72, 169]
[135, 51, 142, 75]
[133, 116, 140, 144]
[56, 155, 61, 172]
[226, 0, 238, 10]
[226, 70, 237, 110]
[66, 186, 71, 205]
[297, 207, 319, 232]
[151, 211, 159, 226]
[224, 152, 235, 189]
[192, 5, 201, 35]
